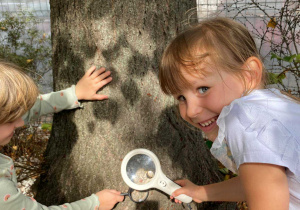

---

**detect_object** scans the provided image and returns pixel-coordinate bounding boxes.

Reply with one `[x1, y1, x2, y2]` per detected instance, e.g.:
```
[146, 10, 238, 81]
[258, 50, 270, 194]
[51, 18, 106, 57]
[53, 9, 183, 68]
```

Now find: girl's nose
[14, 117, 24, 128]
[186, 100, 203, 119]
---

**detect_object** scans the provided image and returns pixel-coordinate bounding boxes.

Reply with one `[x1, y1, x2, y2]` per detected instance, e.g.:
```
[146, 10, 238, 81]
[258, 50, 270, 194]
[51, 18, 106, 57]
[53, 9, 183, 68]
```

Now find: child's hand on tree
[75, 66, 112, 101]
[96, 189, 124, 210]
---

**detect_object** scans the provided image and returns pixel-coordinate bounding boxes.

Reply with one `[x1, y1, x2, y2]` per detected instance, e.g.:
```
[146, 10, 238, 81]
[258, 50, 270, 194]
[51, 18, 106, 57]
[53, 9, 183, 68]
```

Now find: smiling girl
[159, 17, 300, 209]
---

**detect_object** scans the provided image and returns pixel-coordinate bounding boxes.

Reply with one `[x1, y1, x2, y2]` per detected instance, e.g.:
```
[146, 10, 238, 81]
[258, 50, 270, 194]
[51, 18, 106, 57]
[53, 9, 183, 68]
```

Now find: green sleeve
[0, 155, 100, 210]
[22, 85, 83, 124]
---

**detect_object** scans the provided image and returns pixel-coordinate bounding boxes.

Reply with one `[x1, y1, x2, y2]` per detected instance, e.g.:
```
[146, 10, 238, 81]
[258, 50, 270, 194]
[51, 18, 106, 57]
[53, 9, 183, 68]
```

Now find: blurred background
[0, 1, 298, 208]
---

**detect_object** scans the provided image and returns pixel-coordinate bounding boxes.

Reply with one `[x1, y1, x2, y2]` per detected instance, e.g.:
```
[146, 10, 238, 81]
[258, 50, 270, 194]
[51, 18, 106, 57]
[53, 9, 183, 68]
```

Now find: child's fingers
[93, 94, 109, 101]
[107, 189, 124, 202]
[172, 188, 185, 198]
[96, 77, 112, 88]
[170, 196, 182, 204]
[108, 189, 121, 194]
[175, 199, 182, 204]
[91, 67, 106, 79]
[85, 66, 97, 77]
[94, 71, 111, 82]
[117, 194, 125, 202]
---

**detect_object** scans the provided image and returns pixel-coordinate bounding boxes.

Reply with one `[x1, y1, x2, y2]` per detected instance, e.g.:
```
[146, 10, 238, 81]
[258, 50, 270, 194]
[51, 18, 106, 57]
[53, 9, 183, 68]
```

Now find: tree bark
[36, 0, 234, 209]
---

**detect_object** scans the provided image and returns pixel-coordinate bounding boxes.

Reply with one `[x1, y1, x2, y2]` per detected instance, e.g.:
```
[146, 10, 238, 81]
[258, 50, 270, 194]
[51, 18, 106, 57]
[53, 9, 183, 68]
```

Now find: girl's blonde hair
[0, 61, 39, 124]
[159, 17, 267, 95]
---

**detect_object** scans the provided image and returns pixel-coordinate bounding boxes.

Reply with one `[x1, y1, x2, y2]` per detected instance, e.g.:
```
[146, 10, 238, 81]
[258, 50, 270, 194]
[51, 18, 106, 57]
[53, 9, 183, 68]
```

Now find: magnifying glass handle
[156, 174, 193, 203]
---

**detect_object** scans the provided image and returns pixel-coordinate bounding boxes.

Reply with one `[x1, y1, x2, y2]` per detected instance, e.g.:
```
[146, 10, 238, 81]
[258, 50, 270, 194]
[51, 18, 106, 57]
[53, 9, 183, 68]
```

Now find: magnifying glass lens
[130, 190, 149, 203]
[126, 154, 156, 185]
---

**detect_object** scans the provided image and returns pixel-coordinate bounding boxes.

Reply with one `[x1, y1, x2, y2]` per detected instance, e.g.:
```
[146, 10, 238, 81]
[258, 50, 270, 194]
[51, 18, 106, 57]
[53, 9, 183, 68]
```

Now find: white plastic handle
[155, 173, 192, 203]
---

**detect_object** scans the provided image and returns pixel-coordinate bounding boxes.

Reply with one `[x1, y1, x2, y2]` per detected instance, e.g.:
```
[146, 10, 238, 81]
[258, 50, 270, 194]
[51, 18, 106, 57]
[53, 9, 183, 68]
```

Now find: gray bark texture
[35, 0, 236, 209]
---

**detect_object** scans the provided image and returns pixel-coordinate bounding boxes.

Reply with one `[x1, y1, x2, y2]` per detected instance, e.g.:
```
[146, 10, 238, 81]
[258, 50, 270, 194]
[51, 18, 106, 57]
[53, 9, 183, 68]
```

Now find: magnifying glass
[121, 148, 192, 204]
[120, 188, 149, 203]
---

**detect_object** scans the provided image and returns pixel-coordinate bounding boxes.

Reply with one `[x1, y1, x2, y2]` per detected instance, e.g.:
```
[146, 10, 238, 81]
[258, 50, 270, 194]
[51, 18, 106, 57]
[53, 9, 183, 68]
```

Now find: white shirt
[211, 88, 300, 209]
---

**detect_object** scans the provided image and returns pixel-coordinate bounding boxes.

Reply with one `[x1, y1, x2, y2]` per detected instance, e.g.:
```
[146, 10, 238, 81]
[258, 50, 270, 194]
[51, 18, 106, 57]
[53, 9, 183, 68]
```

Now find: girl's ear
[243, 56, 263, 90]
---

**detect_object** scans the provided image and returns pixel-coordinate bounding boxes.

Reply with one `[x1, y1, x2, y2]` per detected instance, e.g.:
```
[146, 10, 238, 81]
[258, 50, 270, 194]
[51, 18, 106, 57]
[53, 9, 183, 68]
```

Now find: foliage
[205, 139, 213, 149]
[269, 53, 300, 88]
[220, 0, 299, 96]
[0, 123, 50, 197]
[0, 8, 53, 197]
[0, 9, 52, 89]
[41, 123, 52, 131]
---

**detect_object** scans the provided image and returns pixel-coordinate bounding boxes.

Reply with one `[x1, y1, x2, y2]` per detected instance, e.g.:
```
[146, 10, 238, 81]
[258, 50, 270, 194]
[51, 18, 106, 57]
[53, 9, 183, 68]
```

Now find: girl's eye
[177, 95, 186, 101]
[197, 87, 209, 94]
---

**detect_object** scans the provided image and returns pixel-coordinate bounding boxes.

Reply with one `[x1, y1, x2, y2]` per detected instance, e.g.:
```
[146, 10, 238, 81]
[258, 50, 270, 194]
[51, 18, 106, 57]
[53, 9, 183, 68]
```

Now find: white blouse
[211, 88, 300, 209]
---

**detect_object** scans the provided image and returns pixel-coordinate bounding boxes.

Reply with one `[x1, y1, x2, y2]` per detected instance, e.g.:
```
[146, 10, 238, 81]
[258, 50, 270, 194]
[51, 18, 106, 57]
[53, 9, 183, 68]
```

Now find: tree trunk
[36, 0, 234, 209]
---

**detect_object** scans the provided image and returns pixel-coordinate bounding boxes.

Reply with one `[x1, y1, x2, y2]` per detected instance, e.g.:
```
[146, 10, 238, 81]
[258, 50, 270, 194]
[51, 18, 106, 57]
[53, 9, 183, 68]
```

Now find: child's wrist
[197, 185, 208, 202]
[74, 84, 82, 100]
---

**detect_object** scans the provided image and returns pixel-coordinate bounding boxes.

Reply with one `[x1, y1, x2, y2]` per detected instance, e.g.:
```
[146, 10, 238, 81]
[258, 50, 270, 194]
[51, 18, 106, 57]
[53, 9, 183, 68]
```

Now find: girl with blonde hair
[160, 17, 300, 209]
[0, 61, 124, 210]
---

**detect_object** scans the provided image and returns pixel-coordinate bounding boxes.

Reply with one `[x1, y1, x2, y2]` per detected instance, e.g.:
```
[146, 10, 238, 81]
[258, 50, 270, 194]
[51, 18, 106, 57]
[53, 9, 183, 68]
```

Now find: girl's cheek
[178, 105, 186, 119]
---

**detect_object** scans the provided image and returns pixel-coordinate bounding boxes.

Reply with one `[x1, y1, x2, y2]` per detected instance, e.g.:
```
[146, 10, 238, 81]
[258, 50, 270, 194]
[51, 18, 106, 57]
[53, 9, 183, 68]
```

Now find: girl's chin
[189, 121, 218, 141]
[1, 138, 12, 146]
[203, 129, 218, 142]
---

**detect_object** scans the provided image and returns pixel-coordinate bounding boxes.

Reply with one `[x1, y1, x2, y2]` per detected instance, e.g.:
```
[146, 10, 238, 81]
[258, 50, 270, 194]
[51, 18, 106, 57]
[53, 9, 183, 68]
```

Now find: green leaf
[268, 72, 278, 84]
[41, 123, 52, 131]
[277, 72, 286, 81]
[270, 53, 282, 61]
[268, 72, 286, 85]
[283, 55, 296, 63]
[205, 140, 213, 149]
[219, 168, 229, 175]
[295, 54, 300, 63]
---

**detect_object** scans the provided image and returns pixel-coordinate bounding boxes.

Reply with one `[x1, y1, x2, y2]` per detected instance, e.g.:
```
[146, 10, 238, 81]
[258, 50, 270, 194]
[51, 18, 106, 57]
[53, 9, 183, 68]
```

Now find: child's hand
[75, 66, 112, 101]
[171, 179, 203, 203]
[96, 189, 124, 210]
